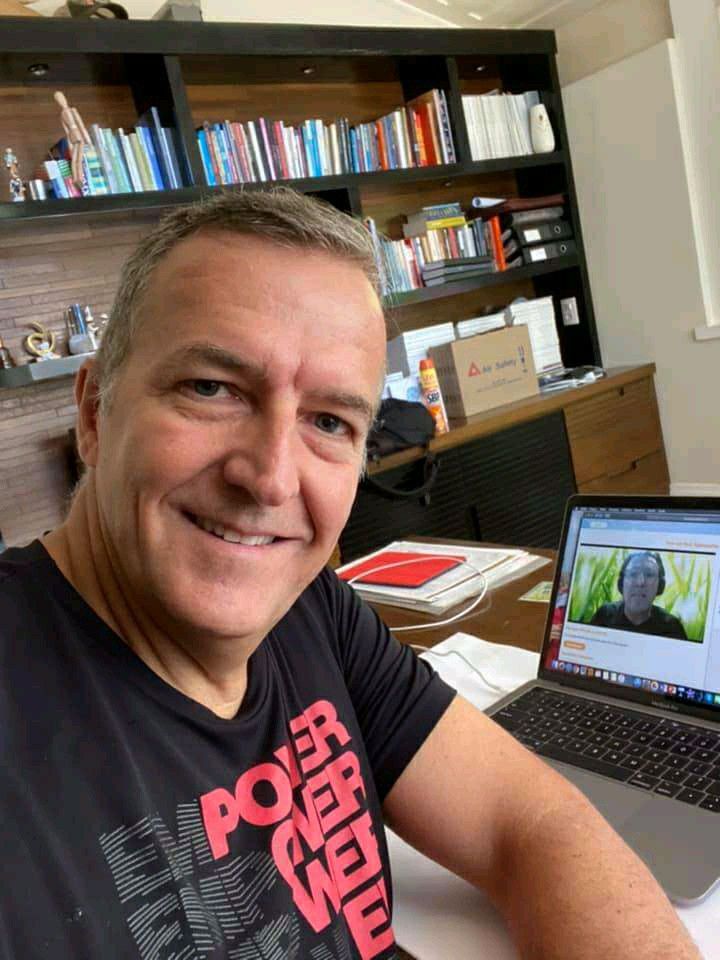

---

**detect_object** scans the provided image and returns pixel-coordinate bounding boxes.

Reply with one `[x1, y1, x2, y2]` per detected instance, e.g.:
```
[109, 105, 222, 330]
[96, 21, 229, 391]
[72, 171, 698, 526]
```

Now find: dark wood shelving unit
[0, 19, 601, 373]
[385, 254, 579, 307]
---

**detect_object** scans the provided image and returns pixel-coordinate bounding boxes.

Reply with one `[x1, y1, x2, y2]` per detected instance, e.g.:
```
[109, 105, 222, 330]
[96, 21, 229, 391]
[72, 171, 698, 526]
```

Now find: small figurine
[0, 336, 16, 370]
[4, 148, 26, 203]
[23, 322, 60, 361]
[53, 91, 92, 189]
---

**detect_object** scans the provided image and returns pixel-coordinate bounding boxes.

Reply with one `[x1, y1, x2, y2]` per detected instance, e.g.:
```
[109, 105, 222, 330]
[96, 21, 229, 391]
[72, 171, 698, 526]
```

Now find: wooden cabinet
[564, 377, 667, 490]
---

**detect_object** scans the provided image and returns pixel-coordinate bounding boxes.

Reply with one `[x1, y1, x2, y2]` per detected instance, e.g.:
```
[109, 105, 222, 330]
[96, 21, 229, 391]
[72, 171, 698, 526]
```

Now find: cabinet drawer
[577, 450, 670, 495]
[564, 378, 664, 485]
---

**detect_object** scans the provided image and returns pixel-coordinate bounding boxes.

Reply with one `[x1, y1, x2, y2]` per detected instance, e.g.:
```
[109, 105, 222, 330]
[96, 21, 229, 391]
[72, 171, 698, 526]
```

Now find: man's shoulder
[592, 601, 622, 622]
[0, 541, 63, 629]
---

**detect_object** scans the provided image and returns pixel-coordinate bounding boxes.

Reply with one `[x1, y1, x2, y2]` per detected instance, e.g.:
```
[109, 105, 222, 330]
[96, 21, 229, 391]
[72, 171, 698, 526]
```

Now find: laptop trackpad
[549, 763, 646, 829]
[623, 800, 720, 904]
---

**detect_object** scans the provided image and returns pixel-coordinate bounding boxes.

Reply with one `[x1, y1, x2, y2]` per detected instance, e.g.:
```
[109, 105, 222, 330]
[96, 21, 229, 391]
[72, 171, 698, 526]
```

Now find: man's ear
[74, 360, 102, 469]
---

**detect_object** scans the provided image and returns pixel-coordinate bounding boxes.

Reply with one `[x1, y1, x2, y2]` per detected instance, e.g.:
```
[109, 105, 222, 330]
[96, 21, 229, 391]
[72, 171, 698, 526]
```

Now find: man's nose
[222, 413, 300, 507]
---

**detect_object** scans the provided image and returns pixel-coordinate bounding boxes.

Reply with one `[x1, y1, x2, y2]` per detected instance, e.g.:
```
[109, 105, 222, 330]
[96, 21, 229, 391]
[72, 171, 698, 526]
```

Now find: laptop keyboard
[493, 687, 720, 812]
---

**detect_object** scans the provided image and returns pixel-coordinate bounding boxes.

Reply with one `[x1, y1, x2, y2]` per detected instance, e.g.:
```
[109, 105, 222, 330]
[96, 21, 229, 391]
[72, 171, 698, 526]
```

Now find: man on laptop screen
[590, 551, 688, 639]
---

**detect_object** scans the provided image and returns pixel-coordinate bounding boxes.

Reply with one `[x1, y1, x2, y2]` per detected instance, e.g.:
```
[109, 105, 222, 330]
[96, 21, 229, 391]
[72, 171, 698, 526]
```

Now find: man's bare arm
[383, 695, 701, 960]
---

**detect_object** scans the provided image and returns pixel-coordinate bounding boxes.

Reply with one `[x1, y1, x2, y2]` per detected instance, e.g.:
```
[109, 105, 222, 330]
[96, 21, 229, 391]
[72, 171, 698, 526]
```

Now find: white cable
[411, 645, 511, 694]
[345, 554, 489, 633]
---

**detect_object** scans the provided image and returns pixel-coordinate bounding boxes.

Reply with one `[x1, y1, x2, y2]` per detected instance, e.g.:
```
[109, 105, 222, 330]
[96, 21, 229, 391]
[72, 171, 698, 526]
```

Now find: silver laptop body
[486, 494, 720, 904]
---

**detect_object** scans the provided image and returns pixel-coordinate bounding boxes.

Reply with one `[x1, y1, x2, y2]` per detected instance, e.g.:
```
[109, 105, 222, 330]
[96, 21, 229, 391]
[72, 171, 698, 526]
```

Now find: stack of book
[365, 201, 498, 296]
[455, 310, 507, 338]
[195, 88, 456, 185]
[461, 90, 541, 161]
[336, 540, 546, 615]
[386, 322, 456, 378]
[35, 107, 183, 199]
[506, 296, 563, 376]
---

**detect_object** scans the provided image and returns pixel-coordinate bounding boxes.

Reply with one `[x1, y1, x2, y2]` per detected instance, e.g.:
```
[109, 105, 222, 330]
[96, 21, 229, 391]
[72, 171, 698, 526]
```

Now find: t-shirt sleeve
[324, 570, 457, 801]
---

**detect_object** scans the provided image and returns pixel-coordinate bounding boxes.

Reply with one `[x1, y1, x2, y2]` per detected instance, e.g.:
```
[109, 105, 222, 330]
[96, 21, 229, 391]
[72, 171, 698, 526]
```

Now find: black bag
[364, 399, 439, 503]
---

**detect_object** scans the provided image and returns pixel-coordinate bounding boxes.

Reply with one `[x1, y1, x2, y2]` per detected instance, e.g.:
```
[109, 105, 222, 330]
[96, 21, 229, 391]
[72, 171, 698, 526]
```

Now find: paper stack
[336, 540, 549, 615]
[506, 296, 563, 375]
[386, 322, 456, 377]
[461, 91, 541, 161]
[455, 311, 506, 338]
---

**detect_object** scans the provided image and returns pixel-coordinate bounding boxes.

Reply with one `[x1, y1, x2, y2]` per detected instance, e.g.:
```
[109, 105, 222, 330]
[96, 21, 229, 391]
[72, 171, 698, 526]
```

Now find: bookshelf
[0, 17, 600, 368]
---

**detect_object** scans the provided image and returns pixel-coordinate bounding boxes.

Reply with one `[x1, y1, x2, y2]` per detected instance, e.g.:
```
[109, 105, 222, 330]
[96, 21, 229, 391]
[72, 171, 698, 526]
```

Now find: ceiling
[389, 0, 608, 28]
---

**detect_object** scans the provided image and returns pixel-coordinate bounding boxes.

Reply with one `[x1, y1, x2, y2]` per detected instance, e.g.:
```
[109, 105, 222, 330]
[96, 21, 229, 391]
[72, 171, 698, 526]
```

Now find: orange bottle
[418, 358, 449, 435]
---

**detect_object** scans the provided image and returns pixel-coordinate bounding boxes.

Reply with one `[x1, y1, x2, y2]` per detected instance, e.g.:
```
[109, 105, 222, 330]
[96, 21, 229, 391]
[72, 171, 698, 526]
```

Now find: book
[338, 550, 465, 588]
[469, 194, 565, 220]
[129, 132, 153, 191]
[337, 540, 544, 614]
[118, 129, 143, 192]
[424, 265, 495, 286]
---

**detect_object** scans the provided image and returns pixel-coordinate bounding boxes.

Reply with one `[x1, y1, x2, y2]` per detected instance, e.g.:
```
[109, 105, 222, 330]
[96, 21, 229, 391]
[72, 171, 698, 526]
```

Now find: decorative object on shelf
[23, 321, 60, 361]
[54, 0, 128, 17]
[66, 303, 99, 354]
[152, 0, 202, 21]
[4, 147, 25, 202]
[0, 336, 17, 369]
[53, 90, 92, 188]
[529, 104, 556, 154]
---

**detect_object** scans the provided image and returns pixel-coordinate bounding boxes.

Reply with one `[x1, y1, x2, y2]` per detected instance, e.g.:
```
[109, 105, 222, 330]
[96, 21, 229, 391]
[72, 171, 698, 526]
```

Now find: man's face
[621, 555, 661, 620]
[84, 231, 386, 642]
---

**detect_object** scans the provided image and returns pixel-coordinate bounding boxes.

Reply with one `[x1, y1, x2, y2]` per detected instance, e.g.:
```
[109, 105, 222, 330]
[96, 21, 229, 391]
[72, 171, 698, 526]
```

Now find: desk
[369, 544, 719, 960]
[373, 544, 556, 653]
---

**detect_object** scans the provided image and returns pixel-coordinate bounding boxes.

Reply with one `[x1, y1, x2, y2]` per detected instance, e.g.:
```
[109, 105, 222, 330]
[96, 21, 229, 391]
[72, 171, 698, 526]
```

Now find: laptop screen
[541, 498, 720, 715]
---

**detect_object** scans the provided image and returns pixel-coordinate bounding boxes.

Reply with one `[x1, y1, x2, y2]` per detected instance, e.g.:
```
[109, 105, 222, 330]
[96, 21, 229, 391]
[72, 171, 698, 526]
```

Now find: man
[0, 190, 699, 959]
[591, 551, 688, 639]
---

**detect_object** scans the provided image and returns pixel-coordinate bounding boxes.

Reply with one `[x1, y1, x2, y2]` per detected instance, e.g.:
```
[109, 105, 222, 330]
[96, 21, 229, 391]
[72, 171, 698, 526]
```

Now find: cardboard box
[428, 325, 538, 419]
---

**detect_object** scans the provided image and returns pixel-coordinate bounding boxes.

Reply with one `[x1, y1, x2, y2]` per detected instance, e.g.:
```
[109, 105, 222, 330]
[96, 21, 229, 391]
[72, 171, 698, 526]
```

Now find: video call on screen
[544, 506, 720, 709]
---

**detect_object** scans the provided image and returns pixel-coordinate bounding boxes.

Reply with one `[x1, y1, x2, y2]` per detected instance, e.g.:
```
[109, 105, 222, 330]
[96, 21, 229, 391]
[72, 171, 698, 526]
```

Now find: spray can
[418, 358, 449, 435]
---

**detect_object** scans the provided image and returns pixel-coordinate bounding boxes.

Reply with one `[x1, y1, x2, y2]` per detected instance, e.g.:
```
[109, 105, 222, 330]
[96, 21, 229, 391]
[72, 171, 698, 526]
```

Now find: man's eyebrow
[306, 390, 376, 426]
[155, 343, 376, 424]
[156, 343, 265, 379]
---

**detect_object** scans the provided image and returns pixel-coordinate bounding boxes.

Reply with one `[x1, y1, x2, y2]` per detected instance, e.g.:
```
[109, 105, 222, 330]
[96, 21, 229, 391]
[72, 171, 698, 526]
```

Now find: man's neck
[43, 482, 251, 719]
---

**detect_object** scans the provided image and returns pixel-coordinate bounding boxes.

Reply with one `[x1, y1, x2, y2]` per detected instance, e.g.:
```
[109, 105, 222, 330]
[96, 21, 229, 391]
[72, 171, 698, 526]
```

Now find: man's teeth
[195, 516, 274, 545]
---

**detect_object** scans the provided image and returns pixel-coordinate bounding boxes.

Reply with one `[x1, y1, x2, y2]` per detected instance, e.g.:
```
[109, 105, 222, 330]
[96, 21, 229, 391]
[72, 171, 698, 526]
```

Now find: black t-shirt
[590, 600, 688, 640]
[0, 541, 455, 960]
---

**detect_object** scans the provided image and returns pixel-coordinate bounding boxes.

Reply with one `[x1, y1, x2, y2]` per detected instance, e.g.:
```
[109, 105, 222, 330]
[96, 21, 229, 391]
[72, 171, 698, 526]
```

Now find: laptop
[486, 494, 720, 904]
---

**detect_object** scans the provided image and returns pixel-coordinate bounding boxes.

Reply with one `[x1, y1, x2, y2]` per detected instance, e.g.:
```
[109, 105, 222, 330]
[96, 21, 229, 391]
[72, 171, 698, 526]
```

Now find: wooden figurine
[53, 91, 92, 189]
[3, 148, 26, 202]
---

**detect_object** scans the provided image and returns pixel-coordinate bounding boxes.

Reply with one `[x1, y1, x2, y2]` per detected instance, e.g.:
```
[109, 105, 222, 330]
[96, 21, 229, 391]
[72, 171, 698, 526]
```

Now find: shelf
[383, 254, 580, 308]
[0, 353, 90, 389]
[0, 187, 201, 223]
[0, 155, 568, 224]
[464, 151, 566, 174]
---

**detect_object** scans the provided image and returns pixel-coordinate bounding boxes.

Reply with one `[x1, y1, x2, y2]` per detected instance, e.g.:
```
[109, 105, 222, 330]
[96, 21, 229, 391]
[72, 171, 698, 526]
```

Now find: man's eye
[190, 380, 227, 398]
[314, 413, 349, 436]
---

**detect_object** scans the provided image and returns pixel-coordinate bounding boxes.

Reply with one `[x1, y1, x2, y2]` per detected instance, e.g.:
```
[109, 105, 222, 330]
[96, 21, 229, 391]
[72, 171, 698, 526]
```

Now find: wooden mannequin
[53, 90, 92, 188]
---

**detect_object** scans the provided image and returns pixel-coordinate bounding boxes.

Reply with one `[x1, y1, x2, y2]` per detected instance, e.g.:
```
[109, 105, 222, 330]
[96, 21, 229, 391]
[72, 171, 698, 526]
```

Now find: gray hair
[94, 187, 382, 409]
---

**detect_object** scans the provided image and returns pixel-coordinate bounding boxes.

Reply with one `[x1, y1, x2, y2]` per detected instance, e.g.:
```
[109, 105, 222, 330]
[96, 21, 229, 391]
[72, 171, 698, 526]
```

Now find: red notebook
[338, 550, 465, 588]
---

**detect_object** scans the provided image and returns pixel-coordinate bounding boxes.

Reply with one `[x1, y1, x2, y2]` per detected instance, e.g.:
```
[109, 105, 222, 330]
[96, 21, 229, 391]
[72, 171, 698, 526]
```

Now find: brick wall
[0, 211, 159, 547]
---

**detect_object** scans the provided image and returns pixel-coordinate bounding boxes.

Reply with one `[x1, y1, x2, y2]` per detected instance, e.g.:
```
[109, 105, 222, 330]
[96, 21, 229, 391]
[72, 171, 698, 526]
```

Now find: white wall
[563, 40, 720, 489]
[555, 0, 672, 85]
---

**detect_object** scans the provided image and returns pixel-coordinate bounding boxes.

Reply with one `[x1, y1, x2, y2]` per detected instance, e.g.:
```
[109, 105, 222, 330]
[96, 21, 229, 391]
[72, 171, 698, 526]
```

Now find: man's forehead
[627, 556, 659, 571]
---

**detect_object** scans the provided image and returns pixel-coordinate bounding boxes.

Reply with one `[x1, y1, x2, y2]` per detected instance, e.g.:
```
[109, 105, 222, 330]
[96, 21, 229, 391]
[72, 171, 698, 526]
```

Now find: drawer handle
[607, 460, 638, 479]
